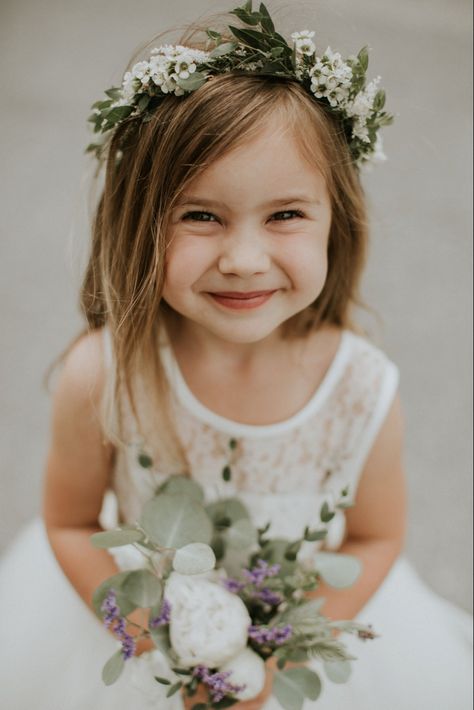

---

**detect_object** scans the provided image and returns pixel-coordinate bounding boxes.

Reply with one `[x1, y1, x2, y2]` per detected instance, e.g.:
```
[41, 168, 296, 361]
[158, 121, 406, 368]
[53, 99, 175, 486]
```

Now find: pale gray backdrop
[0, 0, 472, 612]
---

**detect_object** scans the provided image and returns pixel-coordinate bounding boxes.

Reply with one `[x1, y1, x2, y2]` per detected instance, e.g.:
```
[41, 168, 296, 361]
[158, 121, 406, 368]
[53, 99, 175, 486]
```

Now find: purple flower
[248, 623, 293, 646]
[193, 665, 246, 702]
[100, 589, 137, 660]
[221, 578, 246, 594]
[242, 559, 281, 587]
[257, 587, 282, 606]
[150, 598, 172, 628]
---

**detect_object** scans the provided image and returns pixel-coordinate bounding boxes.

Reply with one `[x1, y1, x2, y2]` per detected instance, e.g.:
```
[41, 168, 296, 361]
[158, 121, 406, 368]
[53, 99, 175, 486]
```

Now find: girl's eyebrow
[176, 194, 321, 207]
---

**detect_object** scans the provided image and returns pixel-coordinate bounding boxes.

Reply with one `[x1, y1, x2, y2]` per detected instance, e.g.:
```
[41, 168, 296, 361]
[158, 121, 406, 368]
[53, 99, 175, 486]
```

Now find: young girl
[0, 3, 471, 709]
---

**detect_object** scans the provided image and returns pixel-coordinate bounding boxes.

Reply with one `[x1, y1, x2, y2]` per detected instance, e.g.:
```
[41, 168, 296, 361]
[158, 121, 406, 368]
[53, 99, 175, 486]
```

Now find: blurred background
[0, 0, 472, 612]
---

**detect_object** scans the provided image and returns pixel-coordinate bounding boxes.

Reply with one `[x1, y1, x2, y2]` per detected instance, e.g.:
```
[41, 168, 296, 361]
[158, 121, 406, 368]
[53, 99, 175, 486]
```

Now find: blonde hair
[50, 20, 370, 468]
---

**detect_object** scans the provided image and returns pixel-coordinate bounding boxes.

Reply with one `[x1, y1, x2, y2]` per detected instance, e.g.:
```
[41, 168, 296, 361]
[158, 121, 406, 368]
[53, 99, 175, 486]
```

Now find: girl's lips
[207, 290, 277, 310]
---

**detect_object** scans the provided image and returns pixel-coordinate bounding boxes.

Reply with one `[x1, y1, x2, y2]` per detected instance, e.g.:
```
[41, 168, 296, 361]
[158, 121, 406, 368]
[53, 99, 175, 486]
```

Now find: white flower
[291, 31, 316, 56]
[219, 647, 266, 701]
[165, 572, 251, 668]
[309, 47, 353, 107]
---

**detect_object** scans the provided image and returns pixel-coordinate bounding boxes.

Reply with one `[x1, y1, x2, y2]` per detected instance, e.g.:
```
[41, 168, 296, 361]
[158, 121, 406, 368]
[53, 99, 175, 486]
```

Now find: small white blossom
[309, 47, 353, 108]
[292, 30, 316, 57]
[346, 76, 381, 142]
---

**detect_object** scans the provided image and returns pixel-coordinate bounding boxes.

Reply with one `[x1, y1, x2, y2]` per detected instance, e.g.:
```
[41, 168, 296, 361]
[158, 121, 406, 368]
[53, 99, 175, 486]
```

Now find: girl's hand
[182, 659, 274, 710]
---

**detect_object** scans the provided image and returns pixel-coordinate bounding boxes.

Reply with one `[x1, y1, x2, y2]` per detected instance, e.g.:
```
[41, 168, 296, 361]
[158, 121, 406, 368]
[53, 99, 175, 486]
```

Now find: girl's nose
[217, 233, 271, 277]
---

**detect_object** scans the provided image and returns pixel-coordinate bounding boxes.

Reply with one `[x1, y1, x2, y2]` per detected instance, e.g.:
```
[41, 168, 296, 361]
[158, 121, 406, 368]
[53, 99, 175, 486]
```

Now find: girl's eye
[181, 211, 217, 222]
[271, 210, 305, 221]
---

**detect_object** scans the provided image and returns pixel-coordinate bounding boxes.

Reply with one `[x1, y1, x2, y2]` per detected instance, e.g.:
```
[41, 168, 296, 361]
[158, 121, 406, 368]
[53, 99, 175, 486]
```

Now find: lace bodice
[101, 328, 398, 558]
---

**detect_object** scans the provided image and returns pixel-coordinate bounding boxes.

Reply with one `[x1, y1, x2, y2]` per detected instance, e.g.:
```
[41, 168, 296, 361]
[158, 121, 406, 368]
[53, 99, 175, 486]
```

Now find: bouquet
[91, 473, 377, 709]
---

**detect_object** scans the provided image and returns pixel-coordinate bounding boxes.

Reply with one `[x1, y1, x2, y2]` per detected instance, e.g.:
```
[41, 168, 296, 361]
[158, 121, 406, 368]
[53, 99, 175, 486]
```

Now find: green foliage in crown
[87, 1, 393, 167]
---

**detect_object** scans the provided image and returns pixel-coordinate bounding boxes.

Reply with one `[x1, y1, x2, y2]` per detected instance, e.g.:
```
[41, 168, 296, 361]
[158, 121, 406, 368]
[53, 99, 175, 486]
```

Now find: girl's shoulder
[54, 327, 108, 406]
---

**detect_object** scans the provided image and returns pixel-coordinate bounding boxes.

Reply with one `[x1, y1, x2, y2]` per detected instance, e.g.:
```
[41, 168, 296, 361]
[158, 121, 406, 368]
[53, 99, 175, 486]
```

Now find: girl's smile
[162, 115, 332, 349]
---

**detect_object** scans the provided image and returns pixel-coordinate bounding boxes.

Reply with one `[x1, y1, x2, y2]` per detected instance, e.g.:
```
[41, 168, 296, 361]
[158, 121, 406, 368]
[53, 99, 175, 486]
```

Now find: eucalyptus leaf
[92, 572, 137, 618]
[210, 42, 238, 58]
[314, 552, 362, 588]
[223, 518, 258, 549]
[159, 475, 205, 503]
[206, 497, 250, 525]
[121, 569, 162, 607]
[102, 650, 125, 686]
[273, 668, 321, 710]
[140, 493, 213, 548]
[323, 659, 352, 683]
[173, 542, 216, 575]
[149, 624, 172, 657]
[90, 528, 144, 549]
[176, 72, 207, 91]
[259, 538, 297, 575]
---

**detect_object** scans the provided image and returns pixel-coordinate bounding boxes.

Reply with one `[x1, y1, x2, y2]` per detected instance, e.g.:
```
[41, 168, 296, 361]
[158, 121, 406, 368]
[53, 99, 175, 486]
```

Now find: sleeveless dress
[0, 327, 472, 710]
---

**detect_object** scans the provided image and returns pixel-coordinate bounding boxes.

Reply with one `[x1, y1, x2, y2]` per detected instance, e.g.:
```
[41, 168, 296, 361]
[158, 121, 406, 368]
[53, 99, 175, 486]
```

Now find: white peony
[219, 647, 267, 701]
[165, 572, 251, 668]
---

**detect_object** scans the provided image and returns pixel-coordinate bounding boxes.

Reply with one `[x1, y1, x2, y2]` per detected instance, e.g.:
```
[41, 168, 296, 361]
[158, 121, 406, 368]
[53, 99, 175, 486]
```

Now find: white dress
[0, 328, 472, 710]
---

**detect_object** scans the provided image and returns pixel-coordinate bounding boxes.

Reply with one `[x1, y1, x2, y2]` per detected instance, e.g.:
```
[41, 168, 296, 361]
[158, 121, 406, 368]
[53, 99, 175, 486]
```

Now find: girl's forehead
[183, 124, 328, 203]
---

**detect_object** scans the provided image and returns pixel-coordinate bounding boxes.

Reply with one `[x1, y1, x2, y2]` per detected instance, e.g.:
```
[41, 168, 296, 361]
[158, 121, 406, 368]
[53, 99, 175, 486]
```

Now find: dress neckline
[160, 329, 354, 438]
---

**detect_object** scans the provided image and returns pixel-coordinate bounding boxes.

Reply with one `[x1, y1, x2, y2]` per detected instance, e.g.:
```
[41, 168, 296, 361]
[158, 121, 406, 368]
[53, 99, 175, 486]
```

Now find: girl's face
[162, 116, 332, 348]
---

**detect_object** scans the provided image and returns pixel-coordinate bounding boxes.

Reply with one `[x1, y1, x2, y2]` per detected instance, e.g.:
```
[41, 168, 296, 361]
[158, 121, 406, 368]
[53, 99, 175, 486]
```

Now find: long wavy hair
[48, 17, 370, 470]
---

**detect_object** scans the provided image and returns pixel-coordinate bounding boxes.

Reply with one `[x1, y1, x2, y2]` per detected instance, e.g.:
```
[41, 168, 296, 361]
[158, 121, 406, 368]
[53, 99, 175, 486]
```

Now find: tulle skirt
[0, 518, 472, 710]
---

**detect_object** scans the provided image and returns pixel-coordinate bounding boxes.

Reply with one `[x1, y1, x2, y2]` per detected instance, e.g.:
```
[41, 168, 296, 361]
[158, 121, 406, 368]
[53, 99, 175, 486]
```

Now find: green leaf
[258, 538, 297, 575]
[101, 650, 125, 686]
[228, 25, 267, 50]
[230, 8, 261, 26]
[154, 675, 172, 685]
[210, 42, 238, 58]
[222, 465, 232, 482]
[121, 569, 162, 606]
[206, 29, 222, 42]
[171, 667, 192, 675]
[323, 659, 352, 683]
[229, 438, 238, 450]
[373, 89, 386, 112]
[191, 705, 208, 710]
[259, 3, 275, 33]
[273, 668, 321, 709]
[166, 680, 183, 697]
[90, 528, 144, 549]
[105, 87, 122, 100]
[304, 527, 327, 542]
[173, 542, 216, 575]
[320, 501, 335, 523]
[206, 498, 250, 525]
[92, 572, 138, 618]
[149, 624, 172, 656]
[140, 492, 213, 548]
[159, 474, 205, 503]
[223, 518, 258, 549]
[357, 46, 369, 72]
[176, 72, 207, 92]
[102, 104, 133, 129]
[314, 552, 362, 588]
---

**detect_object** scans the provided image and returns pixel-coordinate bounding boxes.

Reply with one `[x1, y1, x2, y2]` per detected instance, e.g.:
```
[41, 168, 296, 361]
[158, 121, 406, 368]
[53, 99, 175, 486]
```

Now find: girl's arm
[42, 330, 153, 653]
[311, 391, 408, 620]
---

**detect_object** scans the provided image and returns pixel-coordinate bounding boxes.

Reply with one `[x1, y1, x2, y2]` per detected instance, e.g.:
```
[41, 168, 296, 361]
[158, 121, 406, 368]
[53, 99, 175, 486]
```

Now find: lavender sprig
[149, 598, 172, 628]
[193, 665, 246, 702]
[248, 623, 293, 645]
[100, 589, 137, 660]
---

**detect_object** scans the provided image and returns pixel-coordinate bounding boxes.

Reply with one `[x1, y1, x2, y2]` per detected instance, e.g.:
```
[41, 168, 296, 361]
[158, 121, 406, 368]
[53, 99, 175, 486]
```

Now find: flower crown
[87, 1, 393, 167]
